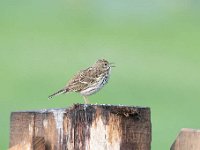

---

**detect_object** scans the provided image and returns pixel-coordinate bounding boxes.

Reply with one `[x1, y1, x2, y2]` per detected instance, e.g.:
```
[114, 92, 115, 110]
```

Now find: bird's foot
[83, 96, 90, 104]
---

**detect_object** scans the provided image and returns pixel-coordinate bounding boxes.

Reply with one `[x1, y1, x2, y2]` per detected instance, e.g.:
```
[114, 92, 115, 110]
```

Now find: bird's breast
[80, 73, 110, 96]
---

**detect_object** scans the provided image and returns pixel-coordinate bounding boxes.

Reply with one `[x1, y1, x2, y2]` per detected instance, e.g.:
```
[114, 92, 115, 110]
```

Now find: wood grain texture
[9, 137, 44, 150]
[33, 137, 45, 150]
[171, 128, 200, 150]
[9, 104, 151, 150]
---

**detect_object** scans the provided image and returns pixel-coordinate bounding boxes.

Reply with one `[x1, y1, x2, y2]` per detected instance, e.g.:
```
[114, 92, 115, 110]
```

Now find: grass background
[1, 0, 200, 149]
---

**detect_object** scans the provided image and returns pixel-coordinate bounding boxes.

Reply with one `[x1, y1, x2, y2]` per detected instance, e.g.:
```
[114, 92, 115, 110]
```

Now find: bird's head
[94, 59, 115, 70]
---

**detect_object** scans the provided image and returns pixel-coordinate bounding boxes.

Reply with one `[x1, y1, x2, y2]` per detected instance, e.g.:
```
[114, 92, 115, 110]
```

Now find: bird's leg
[83, 96, 90, 104]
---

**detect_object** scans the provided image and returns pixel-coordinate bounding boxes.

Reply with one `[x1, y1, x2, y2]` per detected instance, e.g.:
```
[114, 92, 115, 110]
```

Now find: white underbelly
[80, 75, 109, 96]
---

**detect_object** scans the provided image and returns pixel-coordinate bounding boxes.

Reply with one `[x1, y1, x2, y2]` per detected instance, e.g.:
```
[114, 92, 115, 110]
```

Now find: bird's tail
[48, 88, 68, 99]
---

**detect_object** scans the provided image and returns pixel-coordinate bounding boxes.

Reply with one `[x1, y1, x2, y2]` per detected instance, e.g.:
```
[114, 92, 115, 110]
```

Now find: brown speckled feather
[67, 67, 107, 92]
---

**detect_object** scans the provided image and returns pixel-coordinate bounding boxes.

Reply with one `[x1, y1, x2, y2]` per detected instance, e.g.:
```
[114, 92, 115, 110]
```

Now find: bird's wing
[66, 67, 97, 92]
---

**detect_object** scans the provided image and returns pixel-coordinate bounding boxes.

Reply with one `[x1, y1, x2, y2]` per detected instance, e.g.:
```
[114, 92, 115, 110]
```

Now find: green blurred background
[1, 0, 200, 149]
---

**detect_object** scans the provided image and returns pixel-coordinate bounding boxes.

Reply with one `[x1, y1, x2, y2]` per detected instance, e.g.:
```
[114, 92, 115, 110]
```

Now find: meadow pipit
[48, 59, 114, 103]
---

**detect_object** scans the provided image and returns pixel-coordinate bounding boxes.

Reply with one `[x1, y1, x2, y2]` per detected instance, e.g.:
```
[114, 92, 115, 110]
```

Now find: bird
[48, 59, 114, 103]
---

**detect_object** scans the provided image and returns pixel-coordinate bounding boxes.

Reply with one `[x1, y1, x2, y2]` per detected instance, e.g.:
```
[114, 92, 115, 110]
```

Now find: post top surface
[12, 103, 150, 113]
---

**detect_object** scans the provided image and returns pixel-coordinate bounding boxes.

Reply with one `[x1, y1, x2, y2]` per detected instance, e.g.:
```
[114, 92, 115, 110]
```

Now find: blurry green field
[1, 0, 200, 149]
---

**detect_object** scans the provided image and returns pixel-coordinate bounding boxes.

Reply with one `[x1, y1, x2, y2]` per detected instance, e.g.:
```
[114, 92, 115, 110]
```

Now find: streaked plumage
[48, 59, 113, 103]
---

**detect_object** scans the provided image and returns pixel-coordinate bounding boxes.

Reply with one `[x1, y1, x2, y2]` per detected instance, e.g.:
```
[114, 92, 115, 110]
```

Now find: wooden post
[171, 128, 200, 150]
[9, 104, 151, 150]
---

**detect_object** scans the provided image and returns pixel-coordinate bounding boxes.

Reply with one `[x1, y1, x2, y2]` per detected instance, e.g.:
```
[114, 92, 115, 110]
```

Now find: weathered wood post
[9, 104, 151, 150]
[171, 128, 200, 150]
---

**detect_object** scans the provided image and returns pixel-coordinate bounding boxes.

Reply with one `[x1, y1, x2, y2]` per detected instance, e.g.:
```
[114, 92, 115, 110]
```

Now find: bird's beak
[109, 62, 116, 67]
